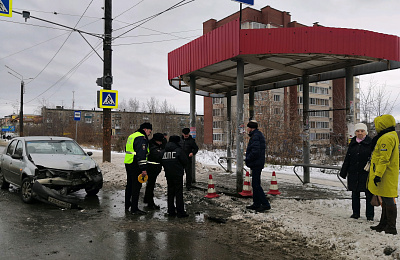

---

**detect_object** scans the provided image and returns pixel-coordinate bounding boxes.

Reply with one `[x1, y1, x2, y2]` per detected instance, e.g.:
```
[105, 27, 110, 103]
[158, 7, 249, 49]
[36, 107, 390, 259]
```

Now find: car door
[7, 140, 25, 186]
[1, 140, 17, 183]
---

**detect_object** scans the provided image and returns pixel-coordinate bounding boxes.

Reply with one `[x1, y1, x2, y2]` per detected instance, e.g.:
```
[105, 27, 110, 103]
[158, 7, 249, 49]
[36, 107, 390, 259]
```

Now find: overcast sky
[1, 0, 400, 119]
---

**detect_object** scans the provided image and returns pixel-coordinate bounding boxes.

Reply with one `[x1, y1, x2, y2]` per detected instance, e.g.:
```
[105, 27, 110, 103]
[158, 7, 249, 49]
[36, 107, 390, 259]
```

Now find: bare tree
[360, 78, 399, 122]
[128, 98, 140, 112]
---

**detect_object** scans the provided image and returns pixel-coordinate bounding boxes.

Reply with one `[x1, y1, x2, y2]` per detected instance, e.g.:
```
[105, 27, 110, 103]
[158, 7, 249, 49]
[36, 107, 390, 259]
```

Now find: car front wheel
[0, 168, 10, 190]
[21, 178, 35, 203]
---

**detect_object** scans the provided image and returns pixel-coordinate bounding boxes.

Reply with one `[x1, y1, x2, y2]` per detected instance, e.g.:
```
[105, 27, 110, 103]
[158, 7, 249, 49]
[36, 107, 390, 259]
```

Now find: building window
[273, 95, 280, 102]
[274, 108, 280, 114]
[298, 96, 303, 104]
[213, 133, 223, 141]
[310, 121, 329, 129]
[212, 109, 221, 116]
[297, 85, 303, 92]
[213, 121, 223, 129]
[212, 98, 222, 104]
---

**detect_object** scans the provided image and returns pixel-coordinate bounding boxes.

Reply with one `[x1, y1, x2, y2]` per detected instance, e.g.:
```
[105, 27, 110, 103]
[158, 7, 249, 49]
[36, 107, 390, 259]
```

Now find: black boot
[371, 202, 387, 232]
[384, 205, 398, 235]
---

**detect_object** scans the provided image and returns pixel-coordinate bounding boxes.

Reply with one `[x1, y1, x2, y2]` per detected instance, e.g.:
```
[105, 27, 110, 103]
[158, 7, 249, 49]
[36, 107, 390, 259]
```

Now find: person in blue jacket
[245, 120, 271, 213]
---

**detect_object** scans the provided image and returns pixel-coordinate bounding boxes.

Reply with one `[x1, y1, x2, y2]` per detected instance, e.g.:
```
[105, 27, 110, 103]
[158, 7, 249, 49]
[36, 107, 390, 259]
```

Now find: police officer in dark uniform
[124, 122, 152, 215]
[162, 135, 189, 218]
[143, 133, 165, 209]
[180, 128, 199, 190]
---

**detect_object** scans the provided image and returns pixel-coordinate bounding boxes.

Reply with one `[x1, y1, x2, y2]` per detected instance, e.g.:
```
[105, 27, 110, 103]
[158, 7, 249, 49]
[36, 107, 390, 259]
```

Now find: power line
[116, 28, 201, 38]
[113, 36, 199, 46]
[113, 0, 195, 39]
[114, 0, 147, 19]
[0, 18, 102, 61]
[0, 18, 71, 31]
[25, 41, 103, 104]
[13, 8, 100, 19]
[26, 0, 95, 85]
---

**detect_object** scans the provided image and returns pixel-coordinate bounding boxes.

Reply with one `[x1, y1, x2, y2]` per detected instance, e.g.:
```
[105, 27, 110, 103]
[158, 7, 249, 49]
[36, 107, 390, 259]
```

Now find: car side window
[15, 141, 23, 156]
[6, 140, 17, 155]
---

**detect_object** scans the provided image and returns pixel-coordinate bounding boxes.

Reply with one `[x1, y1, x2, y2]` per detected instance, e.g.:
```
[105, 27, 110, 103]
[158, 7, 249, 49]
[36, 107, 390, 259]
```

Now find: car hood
[30, 154, 97, 171]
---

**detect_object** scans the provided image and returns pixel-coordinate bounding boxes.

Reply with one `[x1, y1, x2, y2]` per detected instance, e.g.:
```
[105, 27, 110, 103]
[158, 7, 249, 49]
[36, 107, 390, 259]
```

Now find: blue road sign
[0, 0, 12, 17]
[74, 111, 81, 121]
[232, 0, 254, 5]
[98, 90, 118, 109]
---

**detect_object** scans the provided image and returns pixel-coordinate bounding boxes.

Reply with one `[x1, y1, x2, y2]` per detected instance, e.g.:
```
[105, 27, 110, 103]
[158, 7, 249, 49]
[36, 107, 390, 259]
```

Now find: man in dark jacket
[180, 128, 199, 190]
[124, 122, 152, 215]
[162, 135, 189, 218]
[245, 120, 271, 213]
[340, 123, 374, 220]
[143, 133, 165, 209]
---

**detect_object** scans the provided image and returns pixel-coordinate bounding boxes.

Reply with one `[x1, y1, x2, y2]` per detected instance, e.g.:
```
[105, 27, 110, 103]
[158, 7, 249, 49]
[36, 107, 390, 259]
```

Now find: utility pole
[5, 65, 32, 137]
[103, 0, 112, 162]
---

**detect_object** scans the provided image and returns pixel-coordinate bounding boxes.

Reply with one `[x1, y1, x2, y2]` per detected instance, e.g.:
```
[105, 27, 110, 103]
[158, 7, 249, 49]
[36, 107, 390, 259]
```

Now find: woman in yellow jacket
[368, 114, 399, 235]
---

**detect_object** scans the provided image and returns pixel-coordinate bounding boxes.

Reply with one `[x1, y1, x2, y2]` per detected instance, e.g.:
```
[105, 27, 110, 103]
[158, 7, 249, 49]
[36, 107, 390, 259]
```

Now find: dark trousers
[184, 159, 193, 187]
[125, 163, 142, 211]
[144, 166, 161, 204]
[251, 168, 270, 207]
[351, 189, 374, 218]
[166, 176, 184, 214]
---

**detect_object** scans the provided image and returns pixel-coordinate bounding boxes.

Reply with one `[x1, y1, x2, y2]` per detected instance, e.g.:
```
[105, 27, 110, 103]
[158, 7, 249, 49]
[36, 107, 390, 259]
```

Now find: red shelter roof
[168, 19, 400, 97]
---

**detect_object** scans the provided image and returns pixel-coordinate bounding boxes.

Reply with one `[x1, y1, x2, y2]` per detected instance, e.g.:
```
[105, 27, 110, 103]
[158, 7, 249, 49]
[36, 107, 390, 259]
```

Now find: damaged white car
[0, 136, 103, 205]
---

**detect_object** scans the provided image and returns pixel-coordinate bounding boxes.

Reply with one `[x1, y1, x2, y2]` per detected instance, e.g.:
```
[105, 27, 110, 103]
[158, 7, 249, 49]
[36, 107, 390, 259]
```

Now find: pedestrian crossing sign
[0, 0, 12, 17]
[97, 90, 118, 109]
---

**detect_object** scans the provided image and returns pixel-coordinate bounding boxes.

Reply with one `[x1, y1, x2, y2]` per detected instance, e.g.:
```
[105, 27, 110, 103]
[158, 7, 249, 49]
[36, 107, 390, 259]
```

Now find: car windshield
[26, 140, 86, 155]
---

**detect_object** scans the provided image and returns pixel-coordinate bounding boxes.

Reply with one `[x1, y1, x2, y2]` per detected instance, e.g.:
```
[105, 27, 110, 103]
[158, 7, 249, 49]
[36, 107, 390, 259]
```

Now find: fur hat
[140, 122, 152, 130]
[247, 120, 258, 129]
[182, 128, 190, 135]
[152, 133, 164, 142]
[169, 135, 181, 143]
[354, 123, 368, 135]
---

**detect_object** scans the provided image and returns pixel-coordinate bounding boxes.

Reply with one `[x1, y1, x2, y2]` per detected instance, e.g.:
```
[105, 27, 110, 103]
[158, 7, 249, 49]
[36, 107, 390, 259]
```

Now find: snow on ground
[87, 148, 400, 259]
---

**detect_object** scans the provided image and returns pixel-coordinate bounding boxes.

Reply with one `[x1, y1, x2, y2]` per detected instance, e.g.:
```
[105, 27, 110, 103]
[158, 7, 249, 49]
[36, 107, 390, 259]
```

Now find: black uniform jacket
[179, 135, 199, 159]
[162, 142, 189, 179]
[340, 135, 373, 191]
[147, 138, 165, 174]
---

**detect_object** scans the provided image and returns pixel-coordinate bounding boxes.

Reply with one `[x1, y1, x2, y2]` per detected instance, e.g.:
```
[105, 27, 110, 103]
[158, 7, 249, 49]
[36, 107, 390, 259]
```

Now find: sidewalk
[193, 165, 350, 200]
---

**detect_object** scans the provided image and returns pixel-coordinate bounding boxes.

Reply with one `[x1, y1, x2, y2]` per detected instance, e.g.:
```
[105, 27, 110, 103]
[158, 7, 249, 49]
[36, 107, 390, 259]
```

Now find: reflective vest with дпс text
[124, 132, 149, 164]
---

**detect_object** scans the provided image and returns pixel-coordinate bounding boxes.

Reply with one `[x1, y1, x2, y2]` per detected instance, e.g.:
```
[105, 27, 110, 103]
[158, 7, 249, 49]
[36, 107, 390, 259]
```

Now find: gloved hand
[373, 176, 381, 186]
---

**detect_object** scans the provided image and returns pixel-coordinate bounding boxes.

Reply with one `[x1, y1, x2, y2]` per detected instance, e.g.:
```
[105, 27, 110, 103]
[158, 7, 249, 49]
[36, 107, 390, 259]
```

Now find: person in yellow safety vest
[124, 122, 152, 215]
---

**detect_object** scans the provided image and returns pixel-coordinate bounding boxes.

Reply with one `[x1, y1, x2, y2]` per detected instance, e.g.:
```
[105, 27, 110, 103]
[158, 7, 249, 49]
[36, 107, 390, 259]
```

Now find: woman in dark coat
[340, 123, 374, 220]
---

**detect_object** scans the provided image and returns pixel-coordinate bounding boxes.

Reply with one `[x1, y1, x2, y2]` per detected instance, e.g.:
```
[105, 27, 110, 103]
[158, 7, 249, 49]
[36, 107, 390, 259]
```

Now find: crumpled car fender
[32, 181, 80, 209]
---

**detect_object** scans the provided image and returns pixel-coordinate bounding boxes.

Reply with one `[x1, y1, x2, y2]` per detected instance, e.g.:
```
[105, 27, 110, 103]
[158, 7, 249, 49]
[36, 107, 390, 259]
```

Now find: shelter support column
[345, 67, 354, 125]
[227, 90, 232, 172]
[302, 75, 310, 184]
[236, 59, 245, 192]
[190, 75, 196, 184]
[249, 86, 255, 120]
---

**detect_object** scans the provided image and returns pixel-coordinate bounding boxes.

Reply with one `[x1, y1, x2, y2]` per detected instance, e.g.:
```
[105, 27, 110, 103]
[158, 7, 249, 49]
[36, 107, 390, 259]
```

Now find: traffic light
[96, 75, 113, 87]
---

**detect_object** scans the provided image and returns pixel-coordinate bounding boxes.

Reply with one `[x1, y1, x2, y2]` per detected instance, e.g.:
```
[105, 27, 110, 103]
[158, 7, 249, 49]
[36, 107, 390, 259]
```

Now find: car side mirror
[87, 152, 93, 156]
[11, 154, 23, 160]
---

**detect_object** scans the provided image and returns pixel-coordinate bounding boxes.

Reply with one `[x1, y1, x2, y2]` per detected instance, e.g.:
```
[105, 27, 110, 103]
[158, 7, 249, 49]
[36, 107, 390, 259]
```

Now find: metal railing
[293, 163, 348, 190]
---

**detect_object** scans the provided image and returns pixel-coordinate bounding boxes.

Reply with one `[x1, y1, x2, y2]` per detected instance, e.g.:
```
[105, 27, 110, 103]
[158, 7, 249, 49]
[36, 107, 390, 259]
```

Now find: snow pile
[88, 148, 400, 259]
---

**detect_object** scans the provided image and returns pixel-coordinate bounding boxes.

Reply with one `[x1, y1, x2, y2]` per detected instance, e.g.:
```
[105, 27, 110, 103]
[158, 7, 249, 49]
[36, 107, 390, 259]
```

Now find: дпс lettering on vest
[163, 152, 176, 159]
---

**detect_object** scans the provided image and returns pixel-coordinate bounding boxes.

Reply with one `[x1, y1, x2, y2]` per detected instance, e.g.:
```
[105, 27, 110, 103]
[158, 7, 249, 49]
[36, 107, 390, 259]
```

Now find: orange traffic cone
[239, 171, 253, 197]
[204, 174, 220, 198]
[267, 171, 281, 195]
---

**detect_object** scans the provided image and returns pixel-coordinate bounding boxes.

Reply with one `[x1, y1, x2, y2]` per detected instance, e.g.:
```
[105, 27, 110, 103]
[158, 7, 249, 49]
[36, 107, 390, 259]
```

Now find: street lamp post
[5, 65, 32, 137]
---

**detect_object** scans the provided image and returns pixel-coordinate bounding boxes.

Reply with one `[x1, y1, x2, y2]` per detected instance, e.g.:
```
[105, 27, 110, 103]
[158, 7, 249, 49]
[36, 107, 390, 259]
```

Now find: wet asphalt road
[0, 186, 241, 260]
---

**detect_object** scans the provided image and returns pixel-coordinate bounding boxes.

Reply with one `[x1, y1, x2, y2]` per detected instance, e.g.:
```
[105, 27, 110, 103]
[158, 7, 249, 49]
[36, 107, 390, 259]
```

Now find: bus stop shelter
[168, 19, 400, 192]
